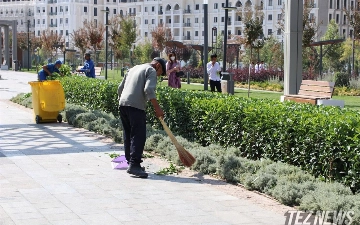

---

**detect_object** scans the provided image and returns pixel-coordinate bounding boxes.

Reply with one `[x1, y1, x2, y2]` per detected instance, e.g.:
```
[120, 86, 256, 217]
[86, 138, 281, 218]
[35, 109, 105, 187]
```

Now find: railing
[173, 10, 180, 14]
[49, 12, 57, 15]
[128, 12, 136, 16]
[50, 24, 58, 27]
[183, 9, 191, 13]
[173, 23, 180, 27]
[234, 21, 242, 25]
[165, 10, 171, 14]
[184, 23, 191, 27]
[158, 11, 163, 15]
[183, 36, 191, 40]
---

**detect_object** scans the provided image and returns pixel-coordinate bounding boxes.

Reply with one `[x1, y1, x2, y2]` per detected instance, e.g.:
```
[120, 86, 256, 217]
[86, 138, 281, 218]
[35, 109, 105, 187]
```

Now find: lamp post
[35, 47, 40, 74]
[203, 0, 209, 91]
[27, 20, 30, 71]
[222, 1, 237, 73]
[212, 27, 217, 53]
[102, 7, 110, 80]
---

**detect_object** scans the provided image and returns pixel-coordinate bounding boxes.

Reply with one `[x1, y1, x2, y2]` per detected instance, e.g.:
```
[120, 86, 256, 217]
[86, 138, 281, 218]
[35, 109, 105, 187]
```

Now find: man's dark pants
[210, 80, 221, 92]
[119, 106, 146, 166]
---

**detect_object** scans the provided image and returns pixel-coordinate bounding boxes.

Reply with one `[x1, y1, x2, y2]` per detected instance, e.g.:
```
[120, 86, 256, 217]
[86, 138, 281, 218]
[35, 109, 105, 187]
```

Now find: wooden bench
[284, 80, 335, 105]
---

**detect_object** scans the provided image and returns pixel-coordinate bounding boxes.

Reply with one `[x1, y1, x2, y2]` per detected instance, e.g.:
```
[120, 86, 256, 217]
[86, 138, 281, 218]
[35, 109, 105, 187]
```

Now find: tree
[189, 50, 199, 68]
[322, 20, 345, 72]
[71, 28, 88, 56]
[260, 36, 283, 69]
[109, 15, 137, 62]
[182, 47, 192, 64]
[134, 40, 154, 64]
[83, 21, 105, 64]
[151, 24, 172, 55]
[40, 29, 64, 61]
[226, 46, 239, 68]
[243, 6, 264, 97]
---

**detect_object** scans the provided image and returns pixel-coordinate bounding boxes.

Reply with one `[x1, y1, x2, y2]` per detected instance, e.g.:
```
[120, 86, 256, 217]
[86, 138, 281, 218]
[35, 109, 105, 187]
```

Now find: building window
[84, 7, 87, 12]
[94, 0, 97, 4]
[195, 4, 199, 10]
[66, 30, 68, 36]
[269, 0, 273, 6]
[113, 9, 116, 14]
[221, 30, 224, 35]
[60, 30, 63, 35]
[38, 30, 40, 36]
[145, 7, 147, 12]
[60, 18, 63, 24]
[329, 14, 332, 21]
[42, 7, 45, 12]
[336, 14, 339, 23]
[221, 17, 224, 22]
[152, 19, 155, 24]
[278, 0, 282, 5]
[237, 16, 241, 21]
[94, 19, 97, 27]
[277, 28, 281, 35]
[268, 29, 272, 35]
[330, 0, 333, 8]
[94, 8, 97, 16]
[42, 19, 45, 24]
[222, 3, 225, 7]
[37, 19, 40, 24]
[277, 14, 282, 20]
[344, 15, 346, 24]
[195, 31, 198, 36]
[337, 0, 340, 9]
[195, 18, 199, 23]
[268, 14, 272, 20]
[214, 17, 217, 22]
[145, 19, 148, 24]
[214, 3, 218, 9]
[237, 30, 241, 35]
[350, 30, 353, 37]
[65, 6, 68, 12]
[65, 18, 68, 24]
[37, 7, 40, 13]
[145, 32, 148, 37]
[152, 6, 155, 12]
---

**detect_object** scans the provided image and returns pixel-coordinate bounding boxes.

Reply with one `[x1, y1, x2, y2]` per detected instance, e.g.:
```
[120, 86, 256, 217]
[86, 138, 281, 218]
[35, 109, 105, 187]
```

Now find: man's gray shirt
[117, 63, 157, 111]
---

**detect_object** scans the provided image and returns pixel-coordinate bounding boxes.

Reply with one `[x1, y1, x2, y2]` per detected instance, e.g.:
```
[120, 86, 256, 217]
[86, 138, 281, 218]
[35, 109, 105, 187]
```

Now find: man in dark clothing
[117, 57, 166, 178]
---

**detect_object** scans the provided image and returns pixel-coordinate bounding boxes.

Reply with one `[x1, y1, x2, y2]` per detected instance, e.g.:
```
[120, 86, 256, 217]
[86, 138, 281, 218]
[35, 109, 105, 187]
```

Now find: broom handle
[158, 117, 179, 145]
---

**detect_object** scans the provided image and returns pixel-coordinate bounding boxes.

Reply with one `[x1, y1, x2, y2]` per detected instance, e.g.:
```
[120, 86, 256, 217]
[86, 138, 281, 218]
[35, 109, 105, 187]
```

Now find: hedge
[59, 76, 360, 192]
[11, 94, 360, 224]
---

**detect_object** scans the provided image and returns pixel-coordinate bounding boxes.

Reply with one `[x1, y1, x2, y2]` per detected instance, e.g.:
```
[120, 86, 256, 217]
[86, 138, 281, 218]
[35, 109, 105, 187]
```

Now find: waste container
[221, 72, 234, 95]
[28, 80, 65, 124]
[12, 60, 19, 71]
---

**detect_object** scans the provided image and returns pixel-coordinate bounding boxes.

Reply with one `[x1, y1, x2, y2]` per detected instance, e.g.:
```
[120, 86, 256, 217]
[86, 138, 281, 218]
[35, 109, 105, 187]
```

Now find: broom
[158, 117, 196, 167]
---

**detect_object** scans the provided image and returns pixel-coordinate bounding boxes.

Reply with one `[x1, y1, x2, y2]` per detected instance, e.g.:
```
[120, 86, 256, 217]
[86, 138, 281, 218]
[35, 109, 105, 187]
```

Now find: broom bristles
[158, 117, 196, 167]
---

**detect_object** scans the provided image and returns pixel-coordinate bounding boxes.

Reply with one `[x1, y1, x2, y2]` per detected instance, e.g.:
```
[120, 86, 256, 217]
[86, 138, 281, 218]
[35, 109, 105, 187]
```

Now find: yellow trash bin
[28, 80, 65, 124]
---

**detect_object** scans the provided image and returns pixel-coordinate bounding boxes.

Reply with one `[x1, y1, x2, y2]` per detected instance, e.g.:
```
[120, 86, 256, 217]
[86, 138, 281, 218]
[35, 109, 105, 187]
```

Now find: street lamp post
[101, 7, 110, 79]
[27, 20, 30, 71]
[212, 27, 217, 53]
[203, 0, 209, 91]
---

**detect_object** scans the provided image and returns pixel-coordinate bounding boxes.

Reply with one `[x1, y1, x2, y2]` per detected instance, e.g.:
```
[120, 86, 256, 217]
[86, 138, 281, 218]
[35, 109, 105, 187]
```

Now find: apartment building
[0, 0, 357, 48]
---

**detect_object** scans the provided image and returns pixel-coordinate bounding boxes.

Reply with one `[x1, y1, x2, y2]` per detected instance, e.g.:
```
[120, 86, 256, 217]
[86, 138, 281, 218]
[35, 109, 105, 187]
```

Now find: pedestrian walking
[117, 57, 166, 178]
[207, 54, 222, 92]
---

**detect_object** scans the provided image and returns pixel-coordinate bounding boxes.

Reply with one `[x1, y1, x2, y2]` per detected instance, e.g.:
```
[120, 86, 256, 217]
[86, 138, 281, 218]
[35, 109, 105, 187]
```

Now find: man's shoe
[127, 164, 148, 178]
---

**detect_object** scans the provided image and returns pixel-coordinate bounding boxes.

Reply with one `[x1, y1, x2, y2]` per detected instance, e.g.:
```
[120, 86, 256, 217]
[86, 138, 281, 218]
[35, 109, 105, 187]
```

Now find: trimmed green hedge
[59, 76, 360, 192]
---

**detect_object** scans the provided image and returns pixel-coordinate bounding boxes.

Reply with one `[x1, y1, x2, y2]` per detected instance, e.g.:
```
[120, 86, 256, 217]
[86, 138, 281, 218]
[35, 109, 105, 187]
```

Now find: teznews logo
[284, 210, 355, 225]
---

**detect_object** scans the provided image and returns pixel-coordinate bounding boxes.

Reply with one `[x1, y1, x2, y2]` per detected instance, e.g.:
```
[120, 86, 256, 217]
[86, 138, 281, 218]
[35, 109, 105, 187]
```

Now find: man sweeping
[117, 57, 166, 178]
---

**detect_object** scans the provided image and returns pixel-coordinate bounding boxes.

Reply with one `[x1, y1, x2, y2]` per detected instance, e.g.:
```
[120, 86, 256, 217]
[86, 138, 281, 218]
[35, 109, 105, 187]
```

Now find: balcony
[183, 23, 191, 27]
[158, 11, 163, 15]
[173, 22, 180, 27]
[183, 35, 191, 40]
[49, 12, 57, 15]
[183, 9, 191, 14]
[234, 21, 242, 25]
[48, 0, 57, 3]
[173, 10, 180, 14]
[165, 10, 171, 14]
[128, 12, 136, 16]
[50, 23, 57, 27]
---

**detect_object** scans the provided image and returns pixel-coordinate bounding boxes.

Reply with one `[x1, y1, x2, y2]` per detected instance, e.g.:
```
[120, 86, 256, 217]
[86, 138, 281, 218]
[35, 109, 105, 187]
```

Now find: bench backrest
[298, 80, 335, 98]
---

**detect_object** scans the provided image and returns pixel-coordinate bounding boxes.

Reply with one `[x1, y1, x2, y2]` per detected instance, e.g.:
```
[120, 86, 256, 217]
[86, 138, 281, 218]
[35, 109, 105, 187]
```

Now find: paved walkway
[0, 70, 287, 225]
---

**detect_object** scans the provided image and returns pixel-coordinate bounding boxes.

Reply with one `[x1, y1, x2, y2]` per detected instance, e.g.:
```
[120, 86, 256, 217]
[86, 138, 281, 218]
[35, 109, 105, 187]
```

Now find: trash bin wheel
[57, 114, 62, 123]
[35, 115, 41, 124]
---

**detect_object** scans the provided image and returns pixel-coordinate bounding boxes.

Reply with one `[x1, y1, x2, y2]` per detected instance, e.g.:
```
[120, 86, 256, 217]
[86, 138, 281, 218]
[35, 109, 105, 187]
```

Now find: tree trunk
[248, 47, 252, 98]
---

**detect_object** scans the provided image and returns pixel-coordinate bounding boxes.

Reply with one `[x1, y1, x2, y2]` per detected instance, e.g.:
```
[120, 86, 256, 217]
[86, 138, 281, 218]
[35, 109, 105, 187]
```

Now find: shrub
[335, 72, 350, 87]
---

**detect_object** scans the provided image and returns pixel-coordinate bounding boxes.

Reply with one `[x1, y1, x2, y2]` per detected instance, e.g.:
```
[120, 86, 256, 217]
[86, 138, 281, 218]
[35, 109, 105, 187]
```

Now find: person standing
[38, 59, 63, 81]
[255, 61, 260, 73]
[207, 54, 222, 92]
[117, 57, 166, 178]
[166, 52, 181, 88]
[76, 53, 95, 78]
